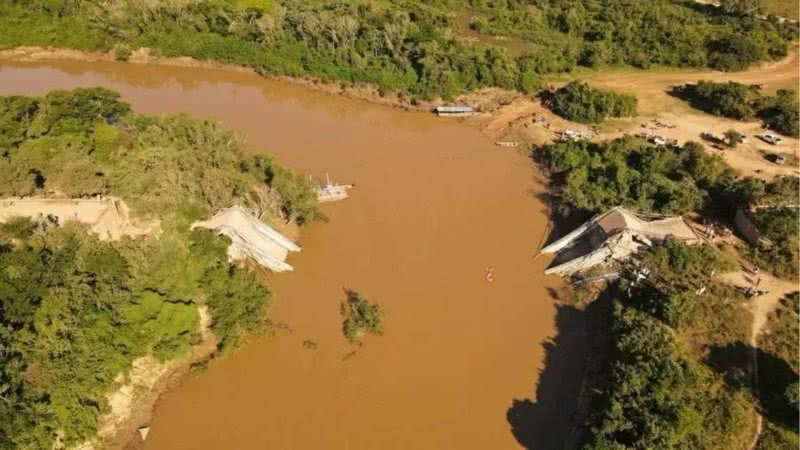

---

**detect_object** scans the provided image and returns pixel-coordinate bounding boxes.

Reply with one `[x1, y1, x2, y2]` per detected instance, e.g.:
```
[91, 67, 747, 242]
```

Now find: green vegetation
[539, 137, 734, 216]
[113, 43, 132, 61]
[0, 88, 320, 448]
[756, 292, 799, 450]
[341, 290, 383, 344]
[723, 175, 800, 209]
[723, 128, 746, 148]
[749, 207, 799, 279]
[583, 242, 754, 449]
[0, 0, 796, 99]
[547, 81, 637, 124]
[723, 175, 800, 279]
[0, 87, 322, 224]
[673, 81, 800, 137]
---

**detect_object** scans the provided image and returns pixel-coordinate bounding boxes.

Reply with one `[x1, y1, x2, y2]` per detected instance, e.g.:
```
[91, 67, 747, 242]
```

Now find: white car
[761, 133, 783, 145]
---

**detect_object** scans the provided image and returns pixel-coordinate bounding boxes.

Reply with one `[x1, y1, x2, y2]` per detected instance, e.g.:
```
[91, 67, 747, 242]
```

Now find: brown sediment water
[0, 59, 584, 450]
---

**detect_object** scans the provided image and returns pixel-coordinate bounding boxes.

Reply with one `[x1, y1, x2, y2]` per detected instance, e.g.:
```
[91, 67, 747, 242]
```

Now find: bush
[114, 43, 133, 61]
[547, 81, 637, 124]
[749, 207, 799, 279]
[673, 81, 762, 120]
[759, 90, 800, 137]
[673, 82, 800, 137]
[0, 216, 36, 239]
[341, 290, 383, 343]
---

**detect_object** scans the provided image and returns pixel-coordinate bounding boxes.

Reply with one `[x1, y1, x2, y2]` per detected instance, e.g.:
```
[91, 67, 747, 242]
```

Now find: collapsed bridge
[541, 207, 700, 275]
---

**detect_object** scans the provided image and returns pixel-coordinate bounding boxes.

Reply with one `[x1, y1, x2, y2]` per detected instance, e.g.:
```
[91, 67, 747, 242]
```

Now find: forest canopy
[583, 243, 754, 449]
[539, 137, 735, 216]
[0, 88, 320, 448]
[0, 0, 796, 99]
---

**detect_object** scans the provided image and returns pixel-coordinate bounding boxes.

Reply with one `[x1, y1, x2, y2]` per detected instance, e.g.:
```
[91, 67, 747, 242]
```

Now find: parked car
[760, 133, 783, 145]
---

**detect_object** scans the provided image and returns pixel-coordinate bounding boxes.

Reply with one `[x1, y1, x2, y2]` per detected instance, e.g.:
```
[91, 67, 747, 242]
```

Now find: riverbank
[3, 45, 798, 178]
[77, 307, 218, 450]
[0, 46, 432, 111]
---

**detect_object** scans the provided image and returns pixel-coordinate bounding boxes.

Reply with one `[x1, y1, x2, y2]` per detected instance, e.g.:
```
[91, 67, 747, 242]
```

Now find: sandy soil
[0, 196, 158, 239]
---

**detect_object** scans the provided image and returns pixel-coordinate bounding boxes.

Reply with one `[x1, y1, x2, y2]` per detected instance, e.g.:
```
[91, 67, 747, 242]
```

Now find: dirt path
[718, 270, 799, 449]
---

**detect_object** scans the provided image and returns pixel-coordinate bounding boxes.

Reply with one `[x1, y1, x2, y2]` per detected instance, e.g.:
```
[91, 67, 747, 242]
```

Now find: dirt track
[470, 48, 800, 180]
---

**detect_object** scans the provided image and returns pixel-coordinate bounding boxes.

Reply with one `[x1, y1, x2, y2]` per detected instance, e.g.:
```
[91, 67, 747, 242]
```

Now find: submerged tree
[341, 290, 383, 343]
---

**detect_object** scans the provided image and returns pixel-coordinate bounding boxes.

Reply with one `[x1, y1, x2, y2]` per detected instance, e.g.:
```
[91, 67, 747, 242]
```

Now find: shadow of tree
[707, 341, 799, 432]
[507, 294, 613, 449]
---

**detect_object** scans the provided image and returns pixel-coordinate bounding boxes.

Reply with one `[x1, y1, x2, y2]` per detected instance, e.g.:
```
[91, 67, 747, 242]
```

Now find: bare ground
[0, 196, 158, 239]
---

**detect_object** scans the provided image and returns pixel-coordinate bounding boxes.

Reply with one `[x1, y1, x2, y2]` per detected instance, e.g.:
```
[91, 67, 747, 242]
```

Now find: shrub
[548, 81, 637, 123]
[114, 43, 133, 61]
[0, 216, 36, 239]
[749, 207, 799, 279]
[341, 290, 383, 343]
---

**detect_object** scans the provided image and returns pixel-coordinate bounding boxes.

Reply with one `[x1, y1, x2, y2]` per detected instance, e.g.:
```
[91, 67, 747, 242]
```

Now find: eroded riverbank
[0, 58, 579, 449]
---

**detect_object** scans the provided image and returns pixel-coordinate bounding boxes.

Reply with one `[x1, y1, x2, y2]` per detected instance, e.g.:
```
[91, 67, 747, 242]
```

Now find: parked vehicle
[760, 133, 783, 145]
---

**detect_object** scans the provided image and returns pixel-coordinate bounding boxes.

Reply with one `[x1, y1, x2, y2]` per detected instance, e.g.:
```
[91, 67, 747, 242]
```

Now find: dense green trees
[583, 243, 754, 449]
[547, 81, 637, 123]
[673, 81, 799, 137]
[0, 88, 320, 448]
[539, 137, 734, 215]
[0, 0, 796, 99]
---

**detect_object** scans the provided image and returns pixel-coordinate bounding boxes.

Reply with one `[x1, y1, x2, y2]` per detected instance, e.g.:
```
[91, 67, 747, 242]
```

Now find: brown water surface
[0, 59, 583, 450]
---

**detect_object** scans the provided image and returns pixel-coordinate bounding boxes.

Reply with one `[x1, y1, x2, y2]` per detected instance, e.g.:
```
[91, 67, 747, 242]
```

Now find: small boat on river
[315, 173, 354, 203]
[495, 141, 519, 148]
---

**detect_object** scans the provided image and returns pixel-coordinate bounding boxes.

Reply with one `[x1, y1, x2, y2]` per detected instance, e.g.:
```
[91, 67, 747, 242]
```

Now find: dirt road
[471, 48, 800, 180]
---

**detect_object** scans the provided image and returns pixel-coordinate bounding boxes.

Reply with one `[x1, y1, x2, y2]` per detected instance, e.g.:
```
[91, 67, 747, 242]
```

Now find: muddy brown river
[0, 59, 585, 450]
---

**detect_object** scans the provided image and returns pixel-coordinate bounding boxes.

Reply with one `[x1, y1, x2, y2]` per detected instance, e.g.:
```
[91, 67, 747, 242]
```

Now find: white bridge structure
[193, 206, 300, 272]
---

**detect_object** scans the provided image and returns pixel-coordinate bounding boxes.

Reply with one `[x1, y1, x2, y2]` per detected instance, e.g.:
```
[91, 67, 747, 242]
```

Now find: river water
[0, 59, 585, 450]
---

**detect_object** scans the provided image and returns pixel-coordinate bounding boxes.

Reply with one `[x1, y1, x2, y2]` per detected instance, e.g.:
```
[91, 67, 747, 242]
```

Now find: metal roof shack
[434, 105, 476, 117]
